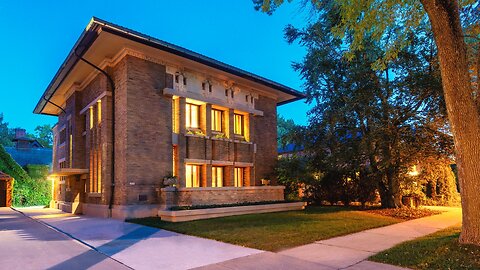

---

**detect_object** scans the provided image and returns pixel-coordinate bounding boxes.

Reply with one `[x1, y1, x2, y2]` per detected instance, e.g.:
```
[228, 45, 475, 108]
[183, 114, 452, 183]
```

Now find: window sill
[185, 133, 207, 138]
[87, 193, 102, 197]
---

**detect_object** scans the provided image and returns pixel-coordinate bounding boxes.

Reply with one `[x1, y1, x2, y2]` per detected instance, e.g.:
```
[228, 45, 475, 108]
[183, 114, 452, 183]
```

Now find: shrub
[0, 145, 51, 206]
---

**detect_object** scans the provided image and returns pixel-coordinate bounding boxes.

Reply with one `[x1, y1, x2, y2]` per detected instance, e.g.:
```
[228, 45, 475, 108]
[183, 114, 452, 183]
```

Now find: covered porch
[49, 168, 89, 214]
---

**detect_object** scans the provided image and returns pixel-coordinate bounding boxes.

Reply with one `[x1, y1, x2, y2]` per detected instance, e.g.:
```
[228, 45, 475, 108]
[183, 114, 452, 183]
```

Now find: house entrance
[0, 181, 6, 207]
[0, 171, 14, 207]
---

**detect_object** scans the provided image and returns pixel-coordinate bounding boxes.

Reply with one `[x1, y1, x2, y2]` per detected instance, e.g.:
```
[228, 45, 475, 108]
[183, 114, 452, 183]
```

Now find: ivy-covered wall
[0, 144, 51, 206]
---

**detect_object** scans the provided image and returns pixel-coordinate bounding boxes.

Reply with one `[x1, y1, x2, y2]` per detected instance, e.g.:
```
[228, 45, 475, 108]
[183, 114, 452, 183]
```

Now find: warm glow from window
[89, 107, 93, 129]
[186, 164, 201, 187]
[97, 100, 102, 124]
[212, 167, 224, 187]
[97, 150, 102, 192]
[234, 167, 244, 187]
[212, 109, 223, 132]
[234, 114, 244, 135]
[172, 145, 178, 176]
[186, 103, 200, 129]
[172, 99, 179, 133]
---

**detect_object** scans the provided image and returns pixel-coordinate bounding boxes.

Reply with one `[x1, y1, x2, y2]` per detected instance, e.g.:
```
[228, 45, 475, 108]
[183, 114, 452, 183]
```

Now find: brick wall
[160, 186, 285, 208]
[253, 95, 278, 185]
[122, 55, 172, 205]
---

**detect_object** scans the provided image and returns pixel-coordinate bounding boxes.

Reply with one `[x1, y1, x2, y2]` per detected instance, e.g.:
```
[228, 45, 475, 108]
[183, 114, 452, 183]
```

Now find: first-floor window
[212, 166, 224, 187]
[234, 167, 244, 187]
[186, 164, 201, 187]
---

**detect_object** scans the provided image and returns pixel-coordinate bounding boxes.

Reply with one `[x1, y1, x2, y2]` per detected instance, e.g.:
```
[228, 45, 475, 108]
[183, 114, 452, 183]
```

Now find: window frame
[211, 166, 224, 187]
[234, 167, 244, 187]
[186, 164, 201, 188]
[185, 103, 201, 129]
[211, 109, 223, 133]
[234, 113, 244, 136]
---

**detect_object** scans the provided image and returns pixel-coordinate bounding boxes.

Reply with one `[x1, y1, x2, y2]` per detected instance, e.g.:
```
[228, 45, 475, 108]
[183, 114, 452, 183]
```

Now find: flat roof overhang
[49, 168, 89, 177]
[34, 17, 305, 116]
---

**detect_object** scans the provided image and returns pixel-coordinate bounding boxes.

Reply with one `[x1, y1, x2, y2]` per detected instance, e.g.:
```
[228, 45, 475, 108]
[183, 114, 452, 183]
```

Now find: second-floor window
[211, 109, 223, 132]
[234, 114, 244, 136]
[186, 103, 200, 129]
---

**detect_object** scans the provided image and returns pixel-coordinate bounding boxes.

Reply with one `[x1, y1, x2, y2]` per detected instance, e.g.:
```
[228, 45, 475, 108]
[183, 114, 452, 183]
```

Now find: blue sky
[0, 1, 311, 133]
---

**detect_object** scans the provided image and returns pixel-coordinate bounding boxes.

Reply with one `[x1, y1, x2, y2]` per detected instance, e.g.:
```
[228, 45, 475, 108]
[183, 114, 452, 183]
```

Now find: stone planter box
[158, 201, 306, 222]
[159, 186, 286, 208]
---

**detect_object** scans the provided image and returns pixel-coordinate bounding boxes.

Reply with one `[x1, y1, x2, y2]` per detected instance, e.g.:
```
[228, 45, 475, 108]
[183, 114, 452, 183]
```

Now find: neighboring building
[278, 143, 305, 158]
[4, 129, 52, 167]
[34, 18, 304, 219]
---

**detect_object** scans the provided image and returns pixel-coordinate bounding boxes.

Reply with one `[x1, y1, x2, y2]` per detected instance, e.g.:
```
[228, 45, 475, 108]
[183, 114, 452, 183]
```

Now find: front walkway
[278, 206, 461, 269]
[13, 206, 461, 270]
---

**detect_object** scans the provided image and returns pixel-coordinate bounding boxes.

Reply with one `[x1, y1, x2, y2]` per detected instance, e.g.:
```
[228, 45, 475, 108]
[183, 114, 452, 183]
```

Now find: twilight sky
[0, 1, 311, 133]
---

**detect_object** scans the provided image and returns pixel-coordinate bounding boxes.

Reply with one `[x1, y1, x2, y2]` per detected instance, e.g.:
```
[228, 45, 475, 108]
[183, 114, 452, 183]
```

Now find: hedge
[0, 144, 51, 206]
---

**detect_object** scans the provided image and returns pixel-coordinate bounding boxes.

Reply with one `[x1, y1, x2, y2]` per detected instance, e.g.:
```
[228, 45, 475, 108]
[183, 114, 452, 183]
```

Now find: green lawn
[370, 226, 480, 270]
[129, 206, 401, 251]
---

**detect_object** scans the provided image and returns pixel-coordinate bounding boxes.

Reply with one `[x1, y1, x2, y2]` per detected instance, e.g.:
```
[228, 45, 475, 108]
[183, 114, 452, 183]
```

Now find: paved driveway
[17, 207, 263, 270]
[0, 207, 128, 270]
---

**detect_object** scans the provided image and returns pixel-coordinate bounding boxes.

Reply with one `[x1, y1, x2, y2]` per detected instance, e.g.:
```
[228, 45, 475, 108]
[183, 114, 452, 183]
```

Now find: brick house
[34, 18, 304, 219]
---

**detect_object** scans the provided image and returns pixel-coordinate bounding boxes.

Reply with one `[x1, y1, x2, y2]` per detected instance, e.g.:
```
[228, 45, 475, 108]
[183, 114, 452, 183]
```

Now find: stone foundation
[160, 186, 285, 209]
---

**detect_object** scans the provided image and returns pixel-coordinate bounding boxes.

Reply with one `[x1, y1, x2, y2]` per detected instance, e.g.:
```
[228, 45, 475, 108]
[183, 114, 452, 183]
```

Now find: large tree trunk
[422, 0, 480, 245]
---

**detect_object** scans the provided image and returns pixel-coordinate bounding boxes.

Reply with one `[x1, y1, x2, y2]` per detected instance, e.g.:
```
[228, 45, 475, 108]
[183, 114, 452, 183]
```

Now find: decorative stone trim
[163, 87, 264, 116]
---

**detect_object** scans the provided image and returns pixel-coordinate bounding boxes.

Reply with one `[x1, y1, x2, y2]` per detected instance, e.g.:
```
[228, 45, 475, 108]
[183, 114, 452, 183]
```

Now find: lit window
[97, 100, 102, 125]
[89, 106, 94, 129]
[211, 109, 223, 132]
[186, 164, 201, 187]
[234, 114, 244, 136]
[212, 166, 224, 187]
[234, 167, 244, 187]
[186, 103, 200, 129]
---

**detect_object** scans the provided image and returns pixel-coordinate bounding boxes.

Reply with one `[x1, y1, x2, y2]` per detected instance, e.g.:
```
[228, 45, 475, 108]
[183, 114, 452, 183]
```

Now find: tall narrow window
[234, 167, 244, 187]
[89, 106, 94, 129]
[211, 109, 223, 132]
[59, 128, 67, 145]
[172, 145, 178, 177]
[186, 103, 200, 129]
[97, 150, 102, 193]
[97, 100, 102, 125]
[234, 114, 244, 136]
[185, 164, 201, 187]
[212, 167, 224, 187]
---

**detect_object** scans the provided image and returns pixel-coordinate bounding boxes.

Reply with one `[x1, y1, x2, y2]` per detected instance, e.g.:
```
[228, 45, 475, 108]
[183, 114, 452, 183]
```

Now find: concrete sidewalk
[277, 206, 461, 269]
[0, 207, 128, 270]
[14, 206, 461, 270]
[17, 207, 263, 270]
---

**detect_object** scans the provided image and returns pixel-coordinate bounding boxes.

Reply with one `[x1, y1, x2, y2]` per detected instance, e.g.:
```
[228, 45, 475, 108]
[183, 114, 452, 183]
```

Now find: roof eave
[34, 17, 305, 115]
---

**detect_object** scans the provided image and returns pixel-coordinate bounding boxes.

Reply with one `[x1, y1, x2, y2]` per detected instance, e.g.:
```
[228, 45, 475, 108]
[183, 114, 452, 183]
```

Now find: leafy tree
[0, 113, 14, 147]
[33, 124, 53, 148]
[277, 115, 305, 148]
[255, 0, 480, 245]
